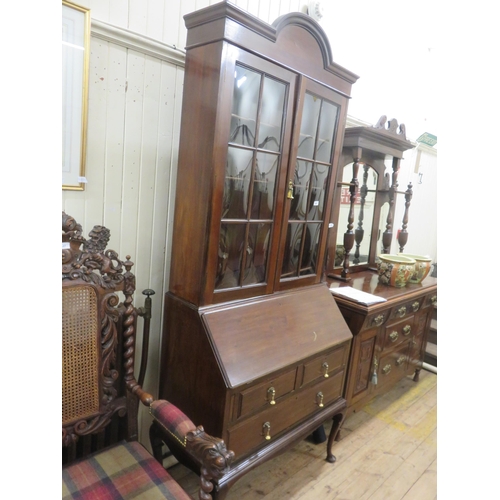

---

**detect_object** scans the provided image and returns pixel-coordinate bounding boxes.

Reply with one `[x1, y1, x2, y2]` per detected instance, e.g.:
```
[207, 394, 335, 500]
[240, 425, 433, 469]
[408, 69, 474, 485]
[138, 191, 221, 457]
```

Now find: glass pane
[352, 166, 377, 265]
[378, 201, 390, 255]
[258, 77, 286, 152]
[297, 93, 321, 159]
[300, 223, 321, 275]
[251, 152, 279, 220]
[223, 147, 254, 219]
[315, 100, 338, 163]
[242, 223, 271, 285]
[230, 66, 261, 147]
[308, 163, 330, 221]
[335, 164, 379, 268]
[289, 160, 312, 220]
[215, 223, 247, 290]
[281, 222, 304, 277]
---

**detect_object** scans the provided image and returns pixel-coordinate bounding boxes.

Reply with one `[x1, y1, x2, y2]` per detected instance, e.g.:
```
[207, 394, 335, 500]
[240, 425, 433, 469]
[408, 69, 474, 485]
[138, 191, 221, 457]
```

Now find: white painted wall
[62, 0, 436, 448]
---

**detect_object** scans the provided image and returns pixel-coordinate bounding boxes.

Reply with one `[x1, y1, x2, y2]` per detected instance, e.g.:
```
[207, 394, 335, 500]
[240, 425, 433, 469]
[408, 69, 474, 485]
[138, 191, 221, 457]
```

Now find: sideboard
[328, 271, 437, 417]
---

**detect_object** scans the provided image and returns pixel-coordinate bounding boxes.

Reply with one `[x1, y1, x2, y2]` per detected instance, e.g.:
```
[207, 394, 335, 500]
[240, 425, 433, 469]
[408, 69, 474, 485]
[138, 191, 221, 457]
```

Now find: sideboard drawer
[382, 316, 415, 351]
[390, 301, 419, 320]
[301, 343, 349, 387]
[227, 371, 344, 457]
[237, 367, 298, 419]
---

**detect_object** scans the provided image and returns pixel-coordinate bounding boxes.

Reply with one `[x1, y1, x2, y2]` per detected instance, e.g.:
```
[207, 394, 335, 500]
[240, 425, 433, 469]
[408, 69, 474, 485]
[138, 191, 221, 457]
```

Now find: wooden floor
[167, 369, 437, 500]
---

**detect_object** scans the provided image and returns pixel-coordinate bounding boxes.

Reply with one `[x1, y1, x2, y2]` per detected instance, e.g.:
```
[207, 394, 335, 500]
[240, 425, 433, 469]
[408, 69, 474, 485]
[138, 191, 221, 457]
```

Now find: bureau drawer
[301, 343, 349, 387]
[236, 367, 297, 419]
[377, 343, 410, 389]
[227, 371, 344, 458]
[382, 316, 414, 350]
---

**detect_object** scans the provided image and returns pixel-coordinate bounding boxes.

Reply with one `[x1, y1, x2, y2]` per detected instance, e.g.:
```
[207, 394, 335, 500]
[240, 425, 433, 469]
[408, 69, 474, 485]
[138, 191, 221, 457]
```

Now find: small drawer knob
[267, 387, 276, 405]
[263, 422, 271, 440]
[316, 391, 324, 408]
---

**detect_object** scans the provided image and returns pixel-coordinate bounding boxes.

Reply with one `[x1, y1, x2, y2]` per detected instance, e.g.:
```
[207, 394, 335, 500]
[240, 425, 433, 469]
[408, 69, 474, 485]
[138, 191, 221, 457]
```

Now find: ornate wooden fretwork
[62, 212, 152, 446]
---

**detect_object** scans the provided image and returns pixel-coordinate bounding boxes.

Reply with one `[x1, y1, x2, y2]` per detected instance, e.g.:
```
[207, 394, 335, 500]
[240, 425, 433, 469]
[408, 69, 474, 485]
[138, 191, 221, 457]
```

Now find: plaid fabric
[150, 400, 196, 447]
[62, 441, 192, 499]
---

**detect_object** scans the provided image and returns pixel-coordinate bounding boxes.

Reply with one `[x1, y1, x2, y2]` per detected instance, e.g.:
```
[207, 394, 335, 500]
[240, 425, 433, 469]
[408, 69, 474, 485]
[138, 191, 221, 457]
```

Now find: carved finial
[374, 115, 387, 129]
[62, 211, 84, 244]
[373, 116, 407, 140]
[83, 225, 111, 253]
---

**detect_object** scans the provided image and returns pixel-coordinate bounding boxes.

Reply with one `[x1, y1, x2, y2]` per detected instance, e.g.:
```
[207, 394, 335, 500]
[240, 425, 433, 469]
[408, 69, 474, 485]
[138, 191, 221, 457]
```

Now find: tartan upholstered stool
[62, 213, 234, 500]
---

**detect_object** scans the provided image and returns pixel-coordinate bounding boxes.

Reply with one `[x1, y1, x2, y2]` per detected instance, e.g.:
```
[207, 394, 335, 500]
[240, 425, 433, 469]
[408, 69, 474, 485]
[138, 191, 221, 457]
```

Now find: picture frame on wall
[62, 1, 90, 190]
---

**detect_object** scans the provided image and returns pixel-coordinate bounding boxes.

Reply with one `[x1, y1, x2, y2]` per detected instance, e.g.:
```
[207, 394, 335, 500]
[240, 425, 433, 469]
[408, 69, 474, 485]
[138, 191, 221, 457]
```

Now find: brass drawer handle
[373, 314, 384, 326]
[263, 422, 271, 440]
[397, 306, 407, 318]
[396, 355, 406, 366]
[431, 295, 437, 306]
[267, 387, 276, 405]
[382, 364, 392, 375]
[322, 362, 329, 378]
[412, 301, 420, 312]
[316, 391, 324, 408]
[389, 331, 399, 342]
[403, 325, 411, 336]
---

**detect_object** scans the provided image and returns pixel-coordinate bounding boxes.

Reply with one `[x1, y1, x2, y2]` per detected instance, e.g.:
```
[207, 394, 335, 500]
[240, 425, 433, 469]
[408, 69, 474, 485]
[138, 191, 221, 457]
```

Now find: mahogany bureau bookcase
[158, 1, 359, 497]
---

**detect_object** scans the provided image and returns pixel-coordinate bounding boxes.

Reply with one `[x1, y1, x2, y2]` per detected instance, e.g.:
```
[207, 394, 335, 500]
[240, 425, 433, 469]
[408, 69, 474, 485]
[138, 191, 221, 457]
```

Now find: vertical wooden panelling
[162, 0, 182, 49]
[109, 0, 128, 27]
[103, 43, 127, 244]
[85, 37, 109, 231]
[146, 0, 166, 41]
[120, 50, 145, 257]
[129, 0, 148, 36]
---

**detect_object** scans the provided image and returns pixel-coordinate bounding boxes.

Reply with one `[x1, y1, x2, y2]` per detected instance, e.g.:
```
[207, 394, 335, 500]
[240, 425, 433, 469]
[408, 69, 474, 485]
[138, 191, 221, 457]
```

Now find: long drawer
[227, 370, 344, 458]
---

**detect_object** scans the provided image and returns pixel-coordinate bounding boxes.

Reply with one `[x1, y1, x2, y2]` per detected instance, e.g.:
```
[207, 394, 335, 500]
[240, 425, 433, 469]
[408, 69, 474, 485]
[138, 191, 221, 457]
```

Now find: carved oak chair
[62, 212, 234, 499]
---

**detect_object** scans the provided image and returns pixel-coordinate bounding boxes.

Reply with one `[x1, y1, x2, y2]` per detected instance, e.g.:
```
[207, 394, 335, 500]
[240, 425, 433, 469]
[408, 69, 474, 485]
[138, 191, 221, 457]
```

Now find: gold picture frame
[62, 1, 90, 190]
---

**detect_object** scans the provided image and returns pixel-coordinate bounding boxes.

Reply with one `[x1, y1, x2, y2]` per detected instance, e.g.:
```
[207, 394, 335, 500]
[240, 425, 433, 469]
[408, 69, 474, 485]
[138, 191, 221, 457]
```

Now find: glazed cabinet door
[209, 46, 297, 304]
[278, 78, 346, 291]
